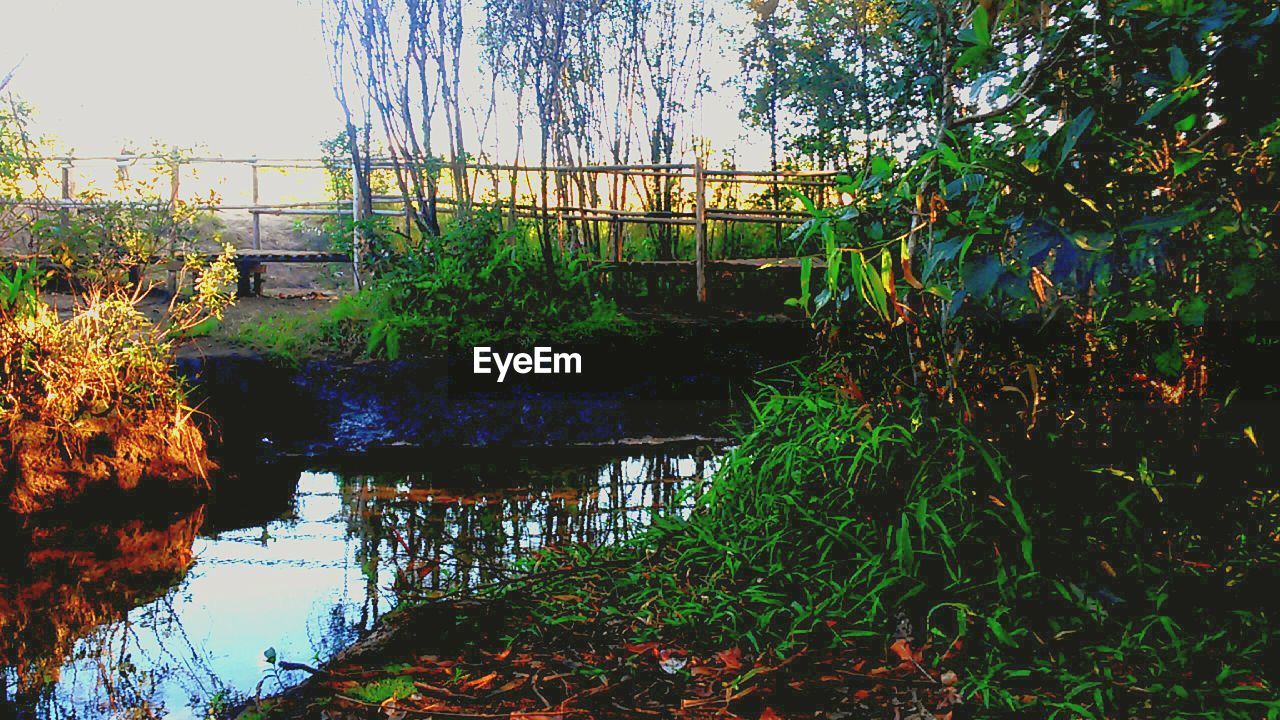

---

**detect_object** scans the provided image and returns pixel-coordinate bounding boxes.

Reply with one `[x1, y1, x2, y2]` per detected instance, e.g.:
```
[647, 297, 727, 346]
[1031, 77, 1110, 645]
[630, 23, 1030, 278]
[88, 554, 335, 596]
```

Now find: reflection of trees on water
[0, 450, 718, 718]
[0, 509, 215, 715]
[338, 452, 715, 606]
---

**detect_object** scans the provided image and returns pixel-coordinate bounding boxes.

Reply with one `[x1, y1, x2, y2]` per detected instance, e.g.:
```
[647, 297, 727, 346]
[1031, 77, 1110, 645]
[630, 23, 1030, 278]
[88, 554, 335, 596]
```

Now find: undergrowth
[235, 211, 638, 363]
[497, 367, 1279, 718]
[0, 256, 236, 513]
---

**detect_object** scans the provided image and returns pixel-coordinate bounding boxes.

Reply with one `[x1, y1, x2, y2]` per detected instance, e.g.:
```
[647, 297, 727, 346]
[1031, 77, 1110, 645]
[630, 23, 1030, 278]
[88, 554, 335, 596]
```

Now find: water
[0, 450, 716, 719]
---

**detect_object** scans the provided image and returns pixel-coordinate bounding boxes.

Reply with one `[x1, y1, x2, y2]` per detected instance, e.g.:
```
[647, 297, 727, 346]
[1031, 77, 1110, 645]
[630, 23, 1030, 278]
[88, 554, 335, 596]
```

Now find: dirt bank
[176, 307, 811, 465]
[1, 294, 215, 514]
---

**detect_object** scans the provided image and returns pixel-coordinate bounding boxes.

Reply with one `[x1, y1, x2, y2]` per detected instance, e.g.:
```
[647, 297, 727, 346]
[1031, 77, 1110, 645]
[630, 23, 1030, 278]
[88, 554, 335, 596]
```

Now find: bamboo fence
[8, 154, 847, 302]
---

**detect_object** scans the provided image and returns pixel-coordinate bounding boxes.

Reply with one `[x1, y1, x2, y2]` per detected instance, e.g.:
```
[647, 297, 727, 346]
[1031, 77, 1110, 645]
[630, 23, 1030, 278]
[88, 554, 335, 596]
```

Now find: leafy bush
[785, 0, 1279, 410]
[361, 210, 634, 357]
[238, 210, 635, 361]
[30, 165, 224, 288]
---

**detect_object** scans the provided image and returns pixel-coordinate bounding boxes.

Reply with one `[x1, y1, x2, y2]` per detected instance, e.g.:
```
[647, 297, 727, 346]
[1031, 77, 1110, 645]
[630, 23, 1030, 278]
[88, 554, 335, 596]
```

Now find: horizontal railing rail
[4, 154, 849, 302]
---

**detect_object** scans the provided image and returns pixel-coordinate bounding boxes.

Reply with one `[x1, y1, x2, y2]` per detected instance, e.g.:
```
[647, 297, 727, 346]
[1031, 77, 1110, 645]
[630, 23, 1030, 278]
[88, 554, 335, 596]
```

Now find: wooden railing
[7, 154, 846, 302]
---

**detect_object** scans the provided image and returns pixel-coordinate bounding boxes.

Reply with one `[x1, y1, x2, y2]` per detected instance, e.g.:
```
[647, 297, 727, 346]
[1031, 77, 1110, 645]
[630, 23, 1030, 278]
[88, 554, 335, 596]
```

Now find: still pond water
[0, 450, 717, 719]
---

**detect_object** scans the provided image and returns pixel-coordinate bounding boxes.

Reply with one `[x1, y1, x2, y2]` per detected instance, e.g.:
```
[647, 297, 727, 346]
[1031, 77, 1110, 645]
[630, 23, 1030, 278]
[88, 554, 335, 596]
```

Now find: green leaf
[1153, 344, 1184, 379]
[1136, 94, 1179, 125]
[972, 5, 991, 46]
[963, 255, 1001, 299]
[1169, 47, 1189, 83]
[1119, 305, 1171, 322]
[1227, 266, 1256, 299]
[880, 248, 894, 311]
[938, 143, 963, 171]
[1177, 295, 1208, 327]
[798, 257, 812, 312]
[1172, 151, 1204, 176]
[986, 616, 1017, 647]
[827, 244, 843, 295]
[1056, 108, 1096, 169]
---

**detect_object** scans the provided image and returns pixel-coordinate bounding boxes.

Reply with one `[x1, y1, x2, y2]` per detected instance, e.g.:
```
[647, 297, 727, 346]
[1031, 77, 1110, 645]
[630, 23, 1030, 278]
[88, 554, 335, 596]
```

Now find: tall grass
[502, 365, 1279, 718]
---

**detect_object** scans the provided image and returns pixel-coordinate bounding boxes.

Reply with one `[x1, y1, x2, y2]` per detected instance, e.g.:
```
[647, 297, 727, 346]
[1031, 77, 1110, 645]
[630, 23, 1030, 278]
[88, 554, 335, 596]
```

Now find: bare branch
[0, 59, 21, 93]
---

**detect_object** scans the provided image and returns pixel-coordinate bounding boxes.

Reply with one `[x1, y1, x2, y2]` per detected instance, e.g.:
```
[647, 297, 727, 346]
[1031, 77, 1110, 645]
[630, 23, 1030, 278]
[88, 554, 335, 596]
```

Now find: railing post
[694, 156, 707, 304]
[167, 157, 181, 294]
[612, 217, 622, 263]
[350, 158, 363, 291]
[508, 170, 518, 230]
[250, 158, 261, 250]
[59, 157, 72, 237]
[168, 158, 181, 254]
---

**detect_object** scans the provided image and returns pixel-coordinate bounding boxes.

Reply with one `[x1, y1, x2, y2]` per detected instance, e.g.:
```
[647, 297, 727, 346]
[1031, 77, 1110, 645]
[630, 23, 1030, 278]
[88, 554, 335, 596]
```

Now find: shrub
[0, 254, 236, 513]
[358, 209, 634, 357]
[237, 210, 636, 361]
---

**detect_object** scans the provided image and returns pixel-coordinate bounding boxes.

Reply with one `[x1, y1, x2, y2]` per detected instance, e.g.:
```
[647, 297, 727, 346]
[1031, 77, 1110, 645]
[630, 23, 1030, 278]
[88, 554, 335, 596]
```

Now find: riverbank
[235, 358, 1280, 720]
[1, 287, 219, 515]
[235, 593, 962, 720]
[177, 298, 810, 463]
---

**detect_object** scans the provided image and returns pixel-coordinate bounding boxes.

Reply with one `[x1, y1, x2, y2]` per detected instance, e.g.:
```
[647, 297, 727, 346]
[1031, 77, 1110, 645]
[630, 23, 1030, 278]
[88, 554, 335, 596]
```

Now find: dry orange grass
[0, 253, 236, 513]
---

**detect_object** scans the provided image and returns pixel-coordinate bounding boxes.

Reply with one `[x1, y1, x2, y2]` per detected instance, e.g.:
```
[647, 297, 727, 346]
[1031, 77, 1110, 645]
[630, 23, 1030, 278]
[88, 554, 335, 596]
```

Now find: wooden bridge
[3, 154, 846, 301]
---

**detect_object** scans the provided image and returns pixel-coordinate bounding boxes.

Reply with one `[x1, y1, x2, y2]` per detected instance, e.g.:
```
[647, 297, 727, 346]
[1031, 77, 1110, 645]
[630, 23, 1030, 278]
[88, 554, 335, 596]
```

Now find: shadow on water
[0, 447, 719, 719]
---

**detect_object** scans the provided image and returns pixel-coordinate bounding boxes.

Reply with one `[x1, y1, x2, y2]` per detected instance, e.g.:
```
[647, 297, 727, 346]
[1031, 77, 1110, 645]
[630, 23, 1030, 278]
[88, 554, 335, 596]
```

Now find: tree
[638, 0, 710, 260]
[324, 0, 472, 247]
[481, 0, 607, 275]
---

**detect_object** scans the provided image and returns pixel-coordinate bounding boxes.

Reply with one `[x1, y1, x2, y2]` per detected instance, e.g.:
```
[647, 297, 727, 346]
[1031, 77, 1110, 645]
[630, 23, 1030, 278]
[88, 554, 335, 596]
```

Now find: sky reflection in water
[0, 451, 715, 719]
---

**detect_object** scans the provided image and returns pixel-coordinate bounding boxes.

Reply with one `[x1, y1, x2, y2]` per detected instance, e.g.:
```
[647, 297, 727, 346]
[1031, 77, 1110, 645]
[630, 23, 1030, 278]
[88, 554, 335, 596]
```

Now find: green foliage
[0, 94, 47, 241]
[775, 0, 1279, 409]
[0, 262, 41, 317]
[509, 368, 1279, 717]
[237, 211, 636, 361]
[31, 152, 226, 289]
[345, 676, 418, 704]
[358, 211, 635, 358]
[2, 96, 226, 289]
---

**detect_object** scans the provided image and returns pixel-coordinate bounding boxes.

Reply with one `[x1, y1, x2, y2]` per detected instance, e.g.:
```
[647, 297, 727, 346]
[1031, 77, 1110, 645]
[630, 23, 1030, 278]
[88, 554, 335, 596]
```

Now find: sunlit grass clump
[0, 256, 236, 513]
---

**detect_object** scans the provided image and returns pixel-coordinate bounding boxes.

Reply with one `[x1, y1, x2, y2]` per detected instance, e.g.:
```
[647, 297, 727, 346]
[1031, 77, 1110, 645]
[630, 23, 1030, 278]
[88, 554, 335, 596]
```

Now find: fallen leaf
[623, 641, 660, 656]
[715, 647, 744, 670]
[461, 671, 498, 690]
[760, 708, 783, 720]
[941, 638, 964, 661]
[888, 638, 915, 662]
[495, 676, 527, 693]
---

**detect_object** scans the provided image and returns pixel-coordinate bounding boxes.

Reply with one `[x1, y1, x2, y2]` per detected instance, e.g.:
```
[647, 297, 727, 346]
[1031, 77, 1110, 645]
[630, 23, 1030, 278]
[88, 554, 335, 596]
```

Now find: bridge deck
[222, 250, 352, 264]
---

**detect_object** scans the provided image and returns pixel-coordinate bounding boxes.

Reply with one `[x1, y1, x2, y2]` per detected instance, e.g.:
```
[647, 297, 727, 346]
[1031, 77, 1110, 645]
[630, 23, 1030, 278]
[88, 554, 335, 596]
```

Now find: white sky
[3, 0, 765, 165]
